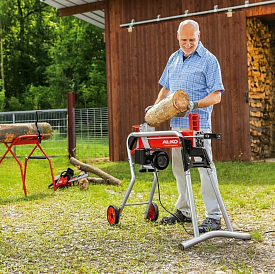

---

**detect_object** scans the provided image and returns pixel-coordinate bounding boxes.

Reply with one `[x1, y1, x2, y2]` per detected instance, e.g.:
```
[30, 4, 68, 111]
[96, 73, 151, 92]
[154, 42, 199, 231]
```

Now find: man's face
[177, 24, 200, 57]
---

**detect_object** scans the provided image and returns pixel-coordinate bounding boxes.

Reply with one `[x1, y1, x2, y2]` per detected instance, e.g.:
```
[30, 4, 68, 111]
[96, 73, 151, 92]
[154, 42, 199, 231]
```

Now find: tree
[42, 16, 106, 109]
[0, 0, 9, 93]
[2, 0, 56, 110]
[0, 0, 106, 111]
[0, 19, 5, 92]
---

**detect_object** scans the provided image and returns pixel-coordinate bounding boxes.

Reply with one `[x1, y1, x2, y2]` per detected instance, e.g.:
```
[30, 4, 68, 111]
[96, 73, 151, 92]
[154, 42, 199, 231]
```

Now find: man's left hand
[176, 101, 198, 117]
[145, 105, 154, 113]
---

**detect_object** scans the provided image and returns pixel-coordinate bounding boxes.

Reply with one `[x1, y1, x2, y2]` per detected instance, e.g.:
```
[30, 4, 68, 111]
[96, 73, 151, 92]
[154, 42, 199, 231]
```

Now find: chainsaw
[48, 168, 88, 189]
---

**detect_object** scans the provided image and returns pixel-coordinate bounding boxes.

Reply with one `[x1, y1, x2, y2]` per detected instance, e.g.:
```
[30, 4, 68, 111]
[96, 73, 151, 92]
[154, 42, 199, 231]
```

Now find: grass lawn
[0, 157, 275, 273]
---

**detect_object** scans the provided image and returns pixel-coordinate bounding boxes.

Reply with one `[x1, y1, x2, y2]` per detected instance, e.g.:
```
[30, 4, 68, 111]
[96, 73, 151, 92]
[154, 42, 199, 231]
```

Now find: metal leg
[179, 167, 251, 250]
[119, 154, 136, 214]
[207, 168, 233, 231]
[1, 143, 27, 196]
[185, 169, 199, 237]
[179, 230, 251, 250]
[144, 171, 158, 219]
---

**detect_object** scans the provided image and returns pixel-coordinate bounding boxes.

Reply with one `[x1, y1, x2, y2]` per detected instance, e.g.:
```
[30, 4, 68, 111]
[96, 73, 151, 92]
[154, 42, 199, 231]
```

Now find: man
[148, 20, 224, 232]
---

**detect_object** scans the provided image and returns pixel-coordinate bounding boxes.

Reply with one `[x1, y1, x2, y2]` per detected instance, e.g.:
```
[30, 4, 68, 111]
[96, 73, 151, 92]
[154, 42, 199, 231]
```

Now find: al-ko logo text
[162, 139, 179, 145]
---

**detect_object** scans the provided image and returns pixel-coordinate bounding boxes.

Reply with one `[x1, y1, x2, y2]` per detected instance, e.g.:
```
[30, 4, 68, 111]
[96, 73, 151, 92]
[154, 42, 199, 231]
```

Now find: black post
[67, 92, 76, 158]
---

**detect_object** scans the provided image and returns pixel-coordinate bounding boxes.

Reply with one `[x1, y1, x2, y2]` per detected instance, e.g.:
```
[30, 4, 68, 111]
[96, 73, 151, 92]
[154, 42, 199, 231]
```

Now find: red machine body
[133, 113, 199, 150]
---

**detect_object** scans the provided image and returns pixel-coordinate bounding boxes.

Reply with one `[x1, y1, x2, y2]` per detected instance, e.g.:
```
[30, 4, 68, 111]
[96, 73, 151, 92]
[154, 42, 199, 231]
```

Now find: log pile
[247, 18, 275, 160]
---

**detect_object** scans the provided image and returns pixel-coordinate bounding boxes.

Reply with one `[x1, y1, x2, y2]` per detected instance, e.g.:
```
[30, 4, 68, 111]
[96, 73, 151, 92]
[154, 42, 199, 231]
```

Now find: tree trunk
[145, 89, 189, 127]
[0, 123, 53, 143]
[16, 0, 24, 53]
[0, 18, 4, 91]
[69, 157, 122, 186]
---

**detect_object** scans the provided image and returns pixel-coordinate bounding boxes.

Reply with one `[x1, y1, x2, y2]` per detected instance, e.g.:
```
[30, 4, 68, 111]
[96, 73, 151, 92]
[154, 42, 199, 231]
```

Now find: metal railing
[0, 107, 109, 159]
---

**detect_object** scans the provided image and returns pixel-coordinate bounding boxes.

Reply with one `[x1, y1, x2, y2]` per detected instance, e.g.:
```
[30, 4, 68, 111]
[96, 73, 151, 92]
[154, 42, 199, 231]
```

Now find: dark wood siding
[105, 0, 275, 161]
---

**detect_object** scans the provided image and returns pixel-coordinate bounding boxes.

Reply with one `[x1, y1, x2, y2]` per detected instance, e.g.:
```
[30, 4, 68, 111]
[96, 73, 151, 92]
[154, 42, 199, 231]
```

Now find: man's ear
[177, 31, 179, 41]
[198, 32, 201, 40]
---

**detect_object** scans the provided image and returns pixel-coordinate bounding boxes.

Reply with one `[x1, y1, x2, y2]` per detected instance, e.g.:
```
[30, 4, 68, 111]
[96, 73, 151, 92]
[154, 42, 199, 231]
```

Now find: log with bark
[0, 123, 52, 143]
[145, 89, 189, 127]
[69, 157, 122, 186]
[87, 177, 105, 184]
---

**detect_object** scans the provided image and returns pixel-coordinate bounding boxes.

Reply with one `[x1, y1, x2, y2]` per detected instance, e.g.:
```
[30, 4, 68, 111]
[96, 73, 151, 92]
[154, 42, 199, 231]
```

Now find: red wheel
[107, 205, 120, 225]
[147, 202, 159, 221]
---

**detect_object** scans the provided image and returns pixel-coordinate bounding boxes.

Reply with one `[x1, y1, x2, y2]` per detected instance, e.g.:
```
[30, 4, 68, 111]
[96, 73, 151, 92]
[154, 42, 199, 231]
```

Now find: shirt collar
[179, 41, 203, 58]
[195, 41, 203, 57]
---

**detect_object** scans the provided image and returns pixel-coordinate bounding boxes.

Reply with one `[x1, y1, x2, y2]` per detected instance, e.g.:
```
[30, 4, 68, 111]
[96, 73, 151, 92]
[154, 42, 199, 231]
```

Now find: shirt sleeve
[205, 56, 225, 94]
[158, 52, 177, 90]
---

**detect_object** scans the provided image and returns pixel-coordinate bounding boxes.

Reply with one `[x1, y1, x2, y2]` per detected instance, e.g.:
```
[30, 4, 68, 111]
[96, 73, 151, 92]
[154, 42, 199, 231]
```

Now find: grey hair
[177, 20, 200, 34]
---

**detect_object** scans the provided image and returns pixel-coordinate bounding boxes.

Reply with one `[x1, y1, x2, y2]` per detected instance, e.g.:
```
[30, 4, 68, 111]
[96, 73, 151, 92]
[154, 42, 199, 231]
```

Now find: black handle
[35, 111, 42, 143]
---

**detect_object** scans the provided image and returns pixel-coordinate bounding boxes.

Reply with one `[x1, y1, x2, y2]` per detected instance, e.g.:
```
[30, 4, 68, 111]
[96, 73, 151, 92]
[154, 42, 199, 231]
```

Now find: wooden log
[0, 123, 52, 143]
[69, 157, 122, 186]
[145, 89, 189, 127]
[87, 177, 106, 184]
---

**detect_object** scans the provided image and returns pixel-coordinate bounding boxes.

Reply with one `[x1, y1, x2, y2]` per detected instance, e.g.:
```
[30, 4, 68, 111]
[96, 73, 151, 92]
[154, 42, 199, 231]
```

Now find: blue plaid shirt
[159, 42, 224, 129]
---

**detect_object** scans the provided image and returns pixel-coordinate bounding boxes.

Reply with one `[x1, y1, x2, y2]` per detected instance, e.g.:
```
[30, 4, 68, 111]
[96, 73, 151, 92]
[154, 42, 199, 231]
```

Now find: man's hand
[145, 105, 154, 113]
[176, 101, 198, 117]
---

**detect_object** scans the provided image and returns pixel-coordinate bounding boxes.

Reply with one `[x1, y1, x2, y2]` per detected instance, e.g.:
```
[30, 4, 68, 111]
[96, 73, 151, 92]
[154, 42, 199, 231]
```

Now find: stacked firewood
[247, 18, 275, 160]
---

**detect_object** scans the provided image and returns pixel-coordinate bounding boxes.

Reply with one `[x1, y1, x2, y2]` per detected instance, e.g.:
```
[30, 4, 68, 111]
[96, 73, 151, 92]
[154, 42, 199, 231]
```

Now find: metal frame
[0, 135, 55, 196]
[119, 130, 251, 249]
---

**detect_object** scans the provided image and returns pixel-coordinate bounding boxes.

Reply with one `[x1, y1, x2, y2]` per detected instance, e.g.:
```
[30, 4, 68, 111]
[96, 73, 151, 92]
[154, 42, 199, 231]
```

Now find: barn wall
[105, 0, 275, 161]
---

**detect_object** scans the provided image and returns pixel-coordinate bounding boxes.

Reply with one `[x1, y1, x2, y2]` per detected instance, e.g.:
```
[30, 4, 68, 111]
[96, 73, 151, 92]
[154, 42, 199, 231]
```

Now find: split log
[69, 157, 122, 186]
[0, 123, 52, 143]
[78, 171, 89, 190]
[145, 89, 189, 127]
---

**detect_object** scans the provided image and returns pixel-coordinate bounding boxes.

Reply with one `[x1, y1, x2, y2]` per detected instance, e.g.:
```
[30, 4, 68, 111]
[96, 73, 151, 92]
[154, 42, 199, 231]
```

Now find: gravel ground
[1, 199, 275, 274]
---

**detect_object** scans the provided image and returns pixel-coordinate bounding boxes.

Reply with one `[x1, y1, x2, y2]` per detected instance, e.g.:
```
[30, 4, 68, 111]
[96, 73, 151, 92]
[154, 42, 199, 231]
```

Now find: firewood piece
[87, 177, 105, 184]
[145, 89, 189, 127]
[78, 171, 89, 190]
[69, 157, 122, 186]
[0, 123, 52, 143]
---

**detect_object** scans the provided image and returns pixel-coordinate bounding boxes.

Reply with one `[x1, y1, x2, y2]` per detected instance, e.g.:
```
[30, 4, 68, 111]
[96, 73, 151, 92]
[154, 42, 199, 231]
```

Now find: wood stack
[247, 18, 275, 160]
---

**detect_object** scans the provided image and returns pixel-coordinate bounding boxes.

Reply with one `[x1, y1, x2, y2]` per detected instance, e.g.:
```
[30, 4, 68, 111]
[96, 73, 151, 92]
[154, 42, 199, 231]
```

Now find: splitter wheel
[146, 202, 159, 221]
[107, 205, 120, 225]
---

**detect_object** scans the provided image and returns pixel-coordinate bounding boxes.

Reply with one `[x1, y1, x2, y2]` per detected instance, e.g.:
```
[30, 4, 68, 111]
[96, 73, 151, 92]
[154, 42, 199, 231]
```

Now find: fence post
[67, 92, 76, 158]
[12, 113, 16, 156]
